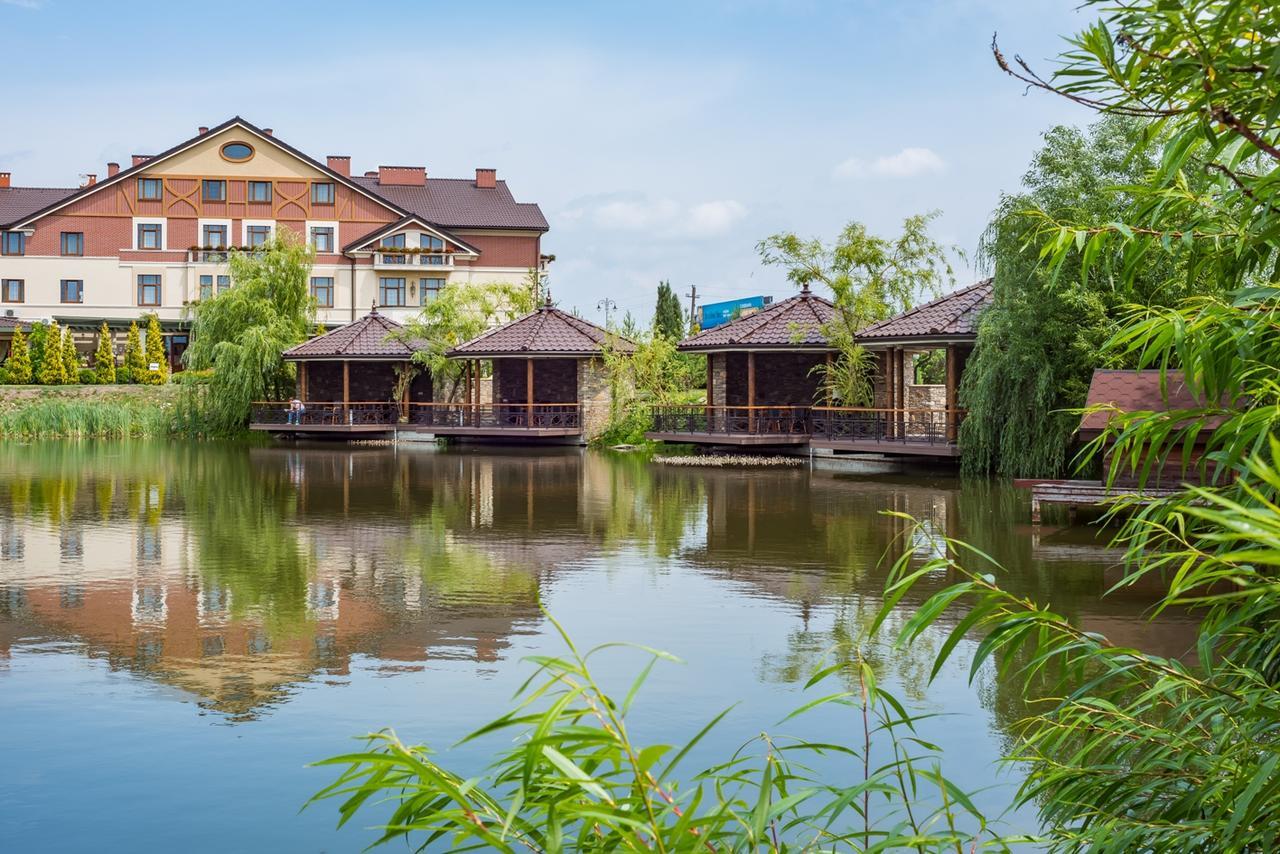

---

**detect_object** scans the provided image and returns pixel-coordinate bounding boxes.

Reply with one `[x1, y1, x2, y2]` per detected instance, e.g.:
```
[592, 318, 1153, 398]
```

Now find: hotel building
[0, 117, 549, 368]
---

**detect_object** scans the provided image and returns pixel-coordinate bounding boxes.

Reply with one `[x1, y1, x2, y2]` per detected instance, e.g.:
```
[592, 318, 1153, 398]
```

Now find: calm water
[0, 441, 1196, 852]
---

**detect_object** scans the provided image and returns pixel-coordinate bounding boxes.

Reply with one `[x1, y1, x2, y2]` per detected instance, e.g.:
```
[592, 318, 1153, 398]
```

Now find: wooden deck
[809, 437, 960, 457]
[411, 424, 582, 439]
[251, 422, 394, 435]
[1015, 478, 1182, 523]
[644, 431, 810, 447]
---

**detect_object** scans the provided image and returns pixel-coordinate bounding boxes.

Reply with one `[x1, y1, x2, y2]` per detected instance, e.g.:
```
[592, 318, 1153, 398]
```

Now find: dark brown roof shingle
[0, 187, 78, 227]
[677, 289, 837, 352]
[1078, 370, 1212, 434]
[856, 279, 993, 343]
[353, 177, 549, 231]
[450, 304, 634, 357]
[283, 310, 415, 360]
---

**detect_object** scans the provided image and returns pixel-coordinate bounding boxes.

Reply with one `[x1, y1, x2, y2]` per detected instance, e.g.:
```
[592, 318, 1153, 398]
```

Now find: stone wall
[709, 353, 726, 406]
[577, 357, 617, 441]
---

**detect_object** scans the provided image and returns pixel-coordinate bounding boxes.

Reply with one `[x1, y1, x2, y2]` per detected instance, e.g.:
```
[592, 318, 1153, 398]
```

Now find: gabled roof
[1078, 370, 1216, 436]
[677, 287, 837, 352]
[342, 214, 480, 256]
[449, 301, 635, 358]
[0, 187, 78, 227]
[353, 176, 549, 232]
[283, 309, 415, 361]
[856, 279, 993, 345]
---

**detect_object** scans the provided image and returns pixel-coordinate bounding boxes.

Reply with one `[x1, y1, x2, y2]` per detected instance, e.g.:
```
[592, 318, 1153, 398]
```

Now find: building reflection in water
[0, 442, 1197, 732]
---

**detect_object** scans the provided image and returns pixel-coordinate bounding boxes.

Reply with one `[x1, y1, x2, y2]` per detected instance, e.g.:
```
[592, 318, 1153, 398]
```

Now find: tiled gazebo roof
[449, 302, 636, 358]
[282, 309, 416, 361]
[1078, 370, 1218, 437]
[855, 279, 993, 345]
[677, 287, 837, 352]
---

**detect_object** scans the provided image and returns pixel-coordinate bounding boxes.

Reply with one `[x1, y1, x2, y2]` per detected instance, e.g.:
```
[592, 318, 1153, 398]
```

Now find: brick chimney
[327, 155, 351, 177]
[107, 162, 120, 177]
[198, 126, 209, 135]
[132, 154, 152, 167]
[82, 174, 97, 187]
[378, 166, 426, 186]
[476, 168, 497, 189]
[263, 128, 274, 136]
[0, 172, 9, 189]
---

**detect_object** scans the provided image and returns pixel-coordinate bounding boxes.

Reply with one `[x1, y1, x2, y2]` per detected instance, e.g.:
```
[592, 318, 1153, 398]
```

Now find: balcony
[372, 251, 454, 271]
[249, 401, 399, 434]
[409, 403, 581, 438]
[808, 406, 962, 456]
[647, 405, 811, 446]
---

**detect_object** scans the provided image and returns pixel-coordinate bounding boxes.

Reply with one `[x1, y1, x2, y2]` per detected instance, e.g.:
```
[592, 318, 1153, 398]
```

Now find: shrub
[170, 368, 213, 386]
[5, 327, 32, 384]
[116, 366, 133, 385]
[77, 368, 97, 385]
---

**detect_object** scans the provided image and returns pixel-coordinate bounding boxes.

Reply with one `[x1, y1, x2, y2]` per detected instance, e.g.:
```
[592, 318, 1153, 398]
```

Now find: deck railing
[407, 403, 580, 430]
[650, 405, 812, 436]
[250, 401, 401, 426]
[809, 406, 964, 445]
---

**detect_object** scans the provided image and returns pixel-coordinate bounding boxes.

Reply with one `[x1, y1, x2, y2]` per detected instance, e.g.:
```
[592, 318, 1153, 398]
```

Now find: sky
[0, 0, 1097, 325]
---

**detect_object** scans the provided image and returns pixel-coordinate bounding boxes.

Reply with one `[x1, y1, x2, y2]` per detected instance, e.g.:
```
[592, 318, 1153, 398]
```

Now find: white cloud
[564, 195, 747, 239]
[834, 147, 946, 180]
[1, 0, 45, 8]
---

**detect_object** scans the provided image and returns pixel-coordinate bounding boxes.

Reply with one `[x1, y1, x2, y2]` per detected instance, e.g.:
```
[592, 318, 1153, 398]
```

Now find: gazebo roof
[677, 287, 837, 352]
[449, 302, 636, 358]
[283, 309, 416, 361]
[1078, 370, 1220, 437]
[855, 279, 993, 345]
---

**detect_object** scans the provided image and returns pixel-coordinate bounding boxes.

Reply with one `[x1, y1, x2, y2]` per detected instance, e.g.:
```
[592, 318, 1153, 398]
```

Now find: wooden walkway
[1015, 479, 1182, 523]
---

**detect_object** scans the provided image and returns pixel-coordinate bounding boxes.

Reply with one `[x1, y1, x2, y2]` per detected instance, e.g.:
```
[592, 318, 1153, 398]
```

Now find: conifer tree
[36, 320, 66, 385]
[93, 322, 116, 384]
[27, 321, 48, 379]
[142, 314, 169, 384]
[61, 328, 80, 383]
[5, 327, 32, 384]
[653, 281, 684, 341]
[123, 321, 146, 382]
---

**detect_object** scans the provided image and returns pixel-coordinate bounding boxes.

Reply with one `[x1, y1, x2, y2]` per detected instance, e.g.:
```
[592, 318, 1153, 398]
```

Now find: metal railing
[408, 403, 580, 430]
[250, 401, 400, 427]
[809, 406, 964, 445]
[649, 405, 812, 436]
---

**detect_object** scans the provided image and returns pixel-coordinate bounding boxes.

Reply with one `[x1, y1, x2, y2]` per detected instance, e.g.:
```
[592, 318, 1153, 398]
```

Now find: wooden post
[342, 361, 350, 422]
[945, 344, 958, 443]
[401, 361, 411, 420]
[526, 358, 535, 427]
[883, 349, 894, 439]
[824, 352, 832, 404]
[706, 356, 713, 406]
[299, 361, 308, 401]
[747, 351, 756, 433]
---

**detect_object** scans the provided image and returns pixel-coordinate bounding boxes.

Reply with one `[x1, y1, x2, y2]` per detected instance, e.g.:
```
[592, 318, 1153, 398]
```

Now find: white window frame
[132, 216, 167, 251]
[305, 220, 340, 254]
[197, 218, 233, 248]
[241, 219, 276, 247]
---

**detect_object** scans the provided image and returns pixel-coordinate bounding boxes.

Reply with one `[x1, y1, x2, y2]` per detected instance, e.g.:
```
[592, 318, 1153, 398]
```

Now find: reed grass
[0, 397, 171, 438]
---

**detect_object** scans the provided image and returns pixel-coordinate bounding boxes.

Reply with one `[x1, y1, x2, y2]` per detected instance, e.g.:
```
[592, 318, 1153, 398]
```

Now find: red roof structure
[677, 287, 837, 352]
[450, 302, 635, 358]
[1078, 370, 1210, 438]
[856, 279, 993, 345]
[283, 309, 415, 361]
[0, 187, 78, 226]
[352, 177, 548, 231]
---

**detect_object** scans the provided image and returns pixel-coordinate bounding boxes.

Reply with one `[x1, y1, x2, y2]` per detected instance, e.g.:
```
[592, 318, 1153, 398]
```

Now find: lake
[0, 441, 1195, 852]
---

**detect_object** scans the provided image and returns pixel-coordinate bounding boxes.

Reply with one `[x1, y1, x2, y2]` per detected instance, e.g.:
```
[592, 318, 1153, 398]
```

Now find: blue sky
[1, 0, 1095, 324]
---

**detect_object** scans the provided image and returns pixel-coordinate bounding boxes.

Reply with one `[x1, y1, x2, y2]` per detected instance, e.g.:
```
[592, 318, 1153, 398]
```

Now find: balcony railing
[650, 405, 812, 436]
[250, 401, 400, 427]
[408, 403, 580, 430]
[809, 406, 964, 445]
[374, 252, 453, 268]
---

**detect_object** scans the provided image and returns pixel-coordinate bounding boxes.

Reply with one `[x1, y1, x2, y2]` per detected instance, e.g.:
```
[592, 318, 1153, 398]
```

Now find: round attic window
[220, 142, 254, 162]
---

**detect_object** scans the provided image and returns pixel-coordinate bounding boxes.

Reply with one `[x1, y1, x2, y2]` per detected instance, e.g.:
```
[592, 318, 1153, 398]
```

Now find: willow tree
[757, 213, 953, 404]
[183, 231, 316, 435]
[959, 116, 1218, 477]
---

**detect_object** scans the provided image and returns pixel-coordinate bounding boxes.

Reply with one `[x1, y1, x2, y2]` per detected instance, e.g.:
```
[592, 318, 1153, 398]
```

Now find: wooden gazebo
[249, 308, 431, 434]
[647, 284, 837, 446]
[413, 298, 635, 443]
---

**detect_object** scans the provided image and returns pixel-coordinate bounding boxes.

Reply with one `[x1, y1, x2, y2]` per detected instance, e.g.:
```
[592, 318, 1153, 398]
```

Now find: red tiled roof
[0, 316, 25, 330]
[0, 187, 78, 227]
[353, 177, 549, 231]
[1078, 370, 1212, 434]
[449, 304, 635, 357]
[856, 279, 993, 343]
[283, 310, 416, 360]
[677, 289, 837, 352]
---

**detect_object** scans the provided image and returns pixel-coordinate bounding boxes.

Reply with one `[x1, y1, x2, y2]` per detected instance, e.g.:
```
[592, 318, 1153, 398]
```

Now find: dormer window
[380, 233, 406, 263]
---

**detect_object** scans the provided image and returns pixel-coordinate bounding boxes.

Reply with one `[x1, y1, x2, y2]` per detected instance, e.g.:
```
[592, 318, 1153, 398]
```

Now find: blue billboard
[697, 295, 773, 330]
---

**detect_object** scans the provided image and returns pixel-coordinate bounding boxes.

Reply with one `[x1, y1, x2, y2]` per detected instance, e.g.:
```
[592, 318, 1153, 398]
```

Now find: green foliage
[760, 214, 953, 405]
[116, 366, 133, 385]
[396, 279, 537, 401]
[958, 117, 1217, 477]
[123, 322, 146, 382]
[77, 368, 97, 385]
[169, 368, 213, 386]
[26, 321, 48, 380]
[140, 314, 169, 385]
[653, 279, 684, 340]
[36, 321, 65, 386]
[60, 328, 80, 385]
[182, 231, 316, 435]
[0, 398, 170, 438]
[93, 322, 116, 384]
[598, 330, 702, 445]
[5, 327, 32, 384]
[312, 614, 1028, 852]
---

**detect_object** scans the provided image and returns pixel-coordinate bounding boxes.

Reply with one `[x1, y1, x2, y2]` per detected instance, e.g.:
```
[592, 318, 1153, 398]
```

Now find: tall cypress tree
[27, 321, 48, 379]
[6, 327, 32, 384]
[36, 320, 66, 385]
[61, 328, 80, 384]
[653, 281, 684, 341]
[143, 314, 170, 385]
[123, 322, 146, 382]
[93, 322, 116, 384]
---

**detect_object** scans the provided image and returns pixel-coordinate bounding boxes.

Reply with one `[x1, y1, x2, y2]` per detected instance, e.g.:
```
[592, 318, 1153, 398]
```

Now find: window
[137, 222, 163, 250]
[311, 276, 334, 308]
[379, 277, 406, 307]
[247, 181, 272, 203]
[201, 224, 227, 260]
[246, 225, 271, 248]
[199, 275, 213, 301]
[420, 277, 445, 305]
[2, 279, 23, 303]
[420, 233, 445, 265]
[137, 274, 161, 306]
[311, 182, 335, 205]
[60, 280, 84, 304]
[217, 275, 230, 294]
[220, 142, 254, 162]
[138, 177, 163, 201]
[1, 232, 24, 256]
[61, 232, 84, 256]
[201, 180, 226, 201]
[310, 226, 334, 253]
[380, 233, 406, 263]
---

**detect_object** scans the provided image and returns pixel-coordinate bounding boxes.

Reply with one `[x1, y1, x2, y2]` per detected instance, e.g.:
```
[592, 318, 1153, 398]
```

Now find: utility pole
[685, 285, 699, 328]
[597, 298, 617, 327]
